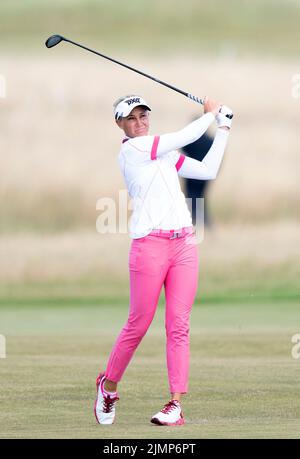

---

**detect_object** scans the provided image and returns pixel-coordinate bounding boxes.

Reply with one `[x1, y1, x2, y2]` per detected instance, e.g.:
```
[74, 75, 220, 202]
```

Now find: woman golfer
[94, 94, 232, 425]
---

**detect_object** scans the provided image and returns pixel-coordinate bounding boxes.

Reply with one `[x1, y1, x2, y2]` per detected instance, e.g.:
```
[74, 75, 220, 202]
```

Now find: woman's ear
[116, 118, 123, 130]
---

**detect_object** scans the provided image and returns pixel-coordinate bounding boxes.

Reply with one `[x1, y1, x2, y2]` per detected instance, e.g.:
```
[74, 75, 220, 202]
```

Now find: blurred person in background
[181, 131, 214, 228]
[94, 94, 232, 426]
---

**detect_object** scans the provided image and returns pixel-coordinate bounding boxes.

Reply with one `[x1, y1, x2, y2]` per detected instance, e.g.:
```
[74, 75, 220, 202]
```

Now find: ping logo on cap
[125, 97, 141, 106]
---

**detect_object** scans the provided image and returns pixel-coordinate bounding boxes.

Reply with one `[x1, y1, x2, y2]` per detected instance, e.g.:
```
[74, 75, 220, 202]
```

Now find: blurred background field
[0, 0, 300, 439]
[1, 0, 300, 56]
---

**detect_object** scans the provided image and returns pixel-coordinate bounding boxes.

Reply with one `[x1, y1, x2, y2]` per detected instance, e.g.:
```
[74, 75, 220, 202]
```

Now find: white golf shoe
[151, 399, 185, 426]
[94, 372, 119, 425]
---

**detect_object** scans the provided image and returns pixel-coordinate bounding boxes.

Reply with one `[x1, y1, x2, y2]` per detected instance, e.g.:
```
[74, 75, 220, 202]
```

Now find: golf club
[45, 34, 233, 119]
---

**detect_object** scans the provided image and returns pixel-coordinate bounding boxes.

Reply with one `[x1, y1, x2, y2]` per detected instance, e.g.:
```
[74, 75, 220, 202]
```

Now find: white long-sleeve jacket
[118, 112, 229, 238]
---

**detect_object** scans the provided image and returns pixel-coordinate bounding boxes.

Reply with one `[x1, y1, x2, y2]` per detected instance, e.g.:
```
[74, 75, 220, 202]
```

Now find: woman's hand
[203, 96, 222, 116]
[216, 105, 233, 130]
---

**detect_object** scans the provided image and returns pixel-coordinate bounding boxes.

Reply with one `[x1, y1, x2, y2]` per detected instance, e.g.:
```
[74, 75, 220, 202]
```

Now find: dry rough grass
[0, 222, 299, 283]
[0, 54, 300, 229]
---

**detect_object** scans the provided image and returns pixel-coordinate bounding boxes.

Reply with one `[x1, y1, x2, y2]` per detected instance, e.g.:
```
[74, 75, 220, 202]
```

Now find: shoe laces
[161, 400, 179, 414]
[103, 394, 119, 413]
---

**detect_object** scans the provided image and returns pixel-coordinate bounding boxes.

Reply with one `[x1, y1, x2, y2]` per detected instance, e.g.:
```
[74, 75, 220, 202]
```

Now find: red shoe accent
[94, 372, 119, 424]
[151, 400, 185, 426]
[151, 415, 185, 426]
[161, 400, 180, 414]
[94, 372, 105, 424]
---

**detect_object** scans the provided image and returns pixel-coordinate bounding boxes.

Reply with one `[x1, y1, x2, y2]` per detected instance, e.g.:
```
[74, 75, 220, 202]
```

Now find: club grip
[187, 94, 204, 105]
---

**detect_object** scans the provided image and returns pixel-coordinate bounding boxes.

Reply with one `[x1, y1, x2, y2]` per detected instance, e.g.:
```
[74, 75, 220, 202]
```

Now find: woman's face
[116, 106, 150, 138]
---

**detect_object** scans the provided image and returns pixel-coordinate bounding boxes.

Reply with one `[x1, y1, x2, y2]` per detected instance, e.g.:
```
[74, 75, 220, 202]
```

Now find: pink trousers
[105, 228, 199, 394]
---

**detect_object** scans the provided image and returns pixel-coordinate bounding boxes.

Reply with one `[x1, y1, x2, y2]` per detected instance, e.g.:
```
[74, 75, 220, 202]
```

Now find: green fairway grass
[1, 298, 299, 439]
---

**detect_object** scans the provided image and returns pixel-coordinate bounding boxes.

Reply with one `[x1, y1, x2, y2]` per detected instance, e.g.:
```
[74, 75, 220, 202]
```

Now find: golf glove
[216, 105, 233, 129]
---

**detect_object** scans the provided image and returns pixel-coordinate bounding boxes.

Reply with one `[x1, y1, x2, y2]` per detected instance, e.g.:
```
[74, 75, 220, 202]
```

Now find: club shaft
[62, 37, 204, 106]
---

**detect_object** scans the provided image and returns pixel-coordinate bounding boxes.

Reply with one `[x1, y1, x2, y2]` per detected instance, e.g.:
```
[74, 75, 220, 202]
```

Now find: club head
[45, 35, 64, 48]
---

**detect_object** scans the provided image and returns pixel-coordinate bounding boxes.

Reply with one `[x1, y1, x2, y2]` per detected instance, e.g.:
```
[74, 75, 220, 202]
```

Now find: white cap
[114, 96, 151, 120]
